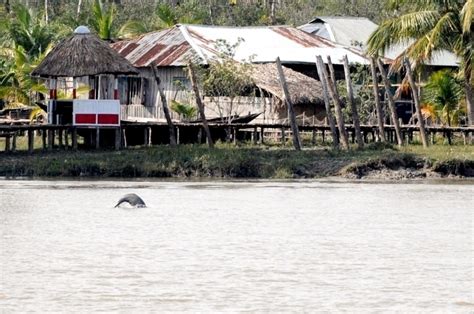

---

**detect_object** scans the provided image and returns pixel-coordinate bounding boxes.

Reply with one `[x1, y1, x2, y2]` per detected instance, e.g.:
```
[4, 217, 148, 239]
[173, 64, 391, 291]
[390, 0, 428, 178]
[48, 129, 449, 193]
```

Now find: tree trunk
[318, 55, 349, 150]
[404, 59, 428, 148]
[77, 0, 83, 17]
[188, 63, 214, 148]
[464, 66, 473, 126]
[150, 62, 177, 146]
[270, 0, 276, 25]
[276, 57, 302, 150]
[44, 0, 49, 24]
[315, 56, 339, 148]
[376, 58, 403, 146]
[342, 55, 363, 148]
[369, 57, 386, 142]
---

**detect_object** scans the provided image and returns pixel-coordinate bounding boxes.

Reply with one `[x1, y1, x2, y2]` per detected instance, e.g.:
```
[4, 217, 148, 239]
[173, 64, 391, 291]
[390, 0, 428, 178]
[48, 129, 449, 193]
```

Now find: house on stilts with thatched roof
[112, 24, 370, 125]
[32, 26, 138, 147]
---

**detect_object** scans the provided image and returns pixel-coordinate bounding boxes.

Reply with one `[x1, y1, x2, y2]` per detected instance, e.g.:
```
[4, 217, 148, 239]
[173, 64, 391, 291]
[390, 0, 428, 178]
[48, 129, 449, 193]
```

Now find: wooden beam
[315, 56, 339, 148]
[150, 62, 177, 146]
[370, 57, 386, 142]
[28, 129, 34, 153]
[318, 56, 349, 150]
[188, 62, 214, 148]
[342, 55, 363, 148]
[404, 59, 428, 148]
[377, 58, 403, 146]
[276, 57, 302, 151]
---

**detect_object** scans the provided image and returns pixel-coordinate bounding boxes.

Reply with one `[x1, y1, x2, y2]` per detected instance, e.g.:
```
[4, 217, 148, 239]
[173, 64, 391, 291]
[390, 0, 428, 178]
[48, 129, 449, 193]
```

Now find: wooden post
[377, 58, 403, 146]
[115, 127, 121, 150]
[312, 129, 317, 145]
[188, 62, 214, 148]
[72, 128, 78, 150]
[122, 128, 128, 148]
[58, 129, 64, 149]
[47, 129, 54, 150]
[151, 62, 177, 146]
[147, 127, 152, 146]
[42, 129, 47, 150]
[65, 129, 69, 150]
[404, 59, 428, 148]
[317, 56, 349, 150]
[95, 127, 100, 149]
[233, 127, 237, 145]
[12, 132, 17, 152]
[281, 126, 286, 144]
[28, 129, 34, 153]
[176, 126, 180, 145]
[276, 57, 302, 151]
[260, 127, 264, 144]
[369, 57, 386, 142]
[315, 56, 338, 148]
[5, 135, 10, 152]
[342, 55, 363, 148]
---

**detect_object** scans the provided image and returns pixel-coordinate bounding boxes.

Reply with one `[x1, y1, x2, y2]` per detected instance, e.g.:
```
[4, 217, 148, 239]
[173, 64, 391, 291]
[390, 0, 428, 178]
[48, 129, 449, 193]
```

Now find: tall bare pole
[44, 0, 49, 24]
[188, 62, 214, 148]
[370, 57, 386, 142]
[315, 56, 339, 148]
[342, 55, 363, 148]
[77, 0, 83, 18]
[318, 55, 350, 150]
[404, 59, 428, 148]
[276, 57, 302, 150]
[151, 62, 177, 146]
[376, 58, 403, 146]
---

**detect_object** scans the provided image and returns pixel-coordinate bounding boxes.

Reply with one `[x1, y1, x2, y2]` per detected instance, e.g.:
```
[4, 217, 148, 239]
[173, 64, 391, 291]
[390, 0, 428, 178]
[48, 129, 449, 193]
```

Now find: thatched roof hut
[32, 26, 138, 78]
[251, 63, 324, 106]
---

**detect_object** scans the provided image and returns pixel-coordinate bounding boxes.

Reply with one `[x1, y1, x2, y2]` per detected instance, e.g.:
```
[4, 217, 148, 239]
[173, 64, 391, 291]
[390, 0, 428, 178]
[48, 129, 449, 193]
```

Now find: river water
[0, 180, 472, 312]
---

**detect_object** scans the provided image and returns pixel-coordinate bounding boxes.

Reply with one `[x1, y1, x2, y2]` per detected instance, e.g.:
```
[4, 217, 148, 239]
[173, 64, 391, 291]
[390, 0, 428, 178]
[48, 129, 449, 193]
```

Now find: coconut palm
[89, 0, 115, 41]
[1, 3, 55, 59]
[367, 0, 473, 126]
[423, 69, 464, 126]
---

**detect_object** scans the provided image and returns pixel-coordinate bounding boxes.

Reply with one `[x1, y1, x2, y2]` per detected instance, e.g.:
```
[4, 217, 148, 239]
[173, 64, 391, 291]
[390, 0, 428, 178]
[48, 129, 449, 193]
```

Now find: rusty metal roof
[112, 24, 372, 68]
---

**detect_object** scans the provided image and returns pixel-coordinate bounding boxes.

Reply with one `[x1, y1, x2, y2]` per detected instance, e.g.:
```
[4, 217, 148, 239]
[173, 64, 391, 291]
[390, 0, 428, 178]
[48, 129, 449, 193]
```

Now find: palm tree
[367, 0, 473, 126]
[2, 4, 55, 59]
[89, 0, 116, 41]
[423, 69, 463, 126]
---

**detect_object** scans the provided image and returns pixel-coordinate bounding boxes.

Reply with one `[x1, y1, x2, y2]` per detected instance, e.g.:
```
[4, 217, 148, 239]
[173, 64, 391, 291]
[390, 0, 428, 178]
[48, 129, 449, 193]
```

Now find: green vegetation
[0, 142, 472, 179]
[367, 0, 473, 125]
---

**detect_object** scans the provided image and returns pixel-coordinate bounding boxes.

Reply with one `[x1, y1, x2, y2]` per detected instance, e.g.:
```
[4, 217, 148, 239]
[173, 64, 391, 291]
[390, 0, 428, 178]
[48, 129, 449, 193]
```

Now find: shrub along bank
[0, 144, 473, 179]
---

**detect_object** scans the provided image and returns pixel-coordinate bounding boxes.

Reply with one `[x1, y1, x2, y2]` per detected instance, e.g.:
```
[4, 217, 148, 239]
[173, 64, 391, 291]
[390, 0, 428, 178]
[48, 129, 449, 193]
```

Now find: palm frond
[461, 0, 473, 34]
[367, 10, 440, 56]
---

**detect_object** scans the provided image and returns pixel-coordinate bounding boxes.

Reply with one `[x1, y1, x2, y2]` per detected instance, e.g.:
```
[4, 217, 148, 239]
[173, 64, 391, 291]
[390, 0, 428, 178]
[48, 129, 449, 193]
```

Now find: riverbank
[0, 143, 473, 179]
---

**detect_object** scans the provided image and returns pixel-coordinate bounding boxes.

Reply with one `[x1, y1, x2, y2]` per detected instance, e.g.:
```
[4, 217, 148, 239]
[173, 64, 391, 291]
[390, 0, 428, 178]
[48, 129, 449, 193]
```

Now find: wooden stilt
[115, 127, 121, 150]
[12, 132, 17, 152]
[58, 129, 64, 149]
[95, 127, 100, 149]
[122, 128, 127, 148]
[42, 130, 47, 150]
[5, 135, 10, 152]
[48, 129, 54, 151]
[28, 129, 34, 154]
[72, 128, 78, 150]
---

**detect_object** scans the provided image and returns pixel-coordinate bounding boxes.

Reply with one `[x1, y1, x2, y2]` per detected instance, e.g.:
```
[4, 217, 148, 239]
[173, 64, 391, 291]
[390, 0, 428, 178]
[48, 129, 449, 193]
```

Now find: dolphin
[115, 193, 146, 208]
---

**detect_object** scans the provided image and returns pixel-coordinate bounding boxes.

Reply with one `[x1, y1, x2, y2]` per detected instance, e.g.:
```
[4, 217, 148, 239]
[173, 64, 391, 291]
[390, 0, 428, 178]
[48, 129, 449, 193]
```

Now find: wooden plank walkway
[0, 122, 473, 153]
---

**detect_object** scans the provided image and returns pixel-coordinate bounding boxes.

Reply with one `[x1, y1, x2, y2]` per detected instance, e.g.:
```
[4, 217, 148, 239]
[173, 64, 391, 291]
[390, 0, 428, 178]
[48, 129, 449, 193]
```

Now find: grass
[0, 135, 473, 178]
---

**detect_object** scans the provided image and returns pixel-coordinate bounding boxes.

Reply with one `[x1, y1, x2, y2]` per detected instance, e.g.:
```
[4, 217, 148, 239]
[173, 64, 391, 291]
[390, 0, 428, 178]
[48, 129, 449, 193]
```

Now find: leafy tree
[423, 69, 464, 126]
[367, 0, 473, 126]
[89, 0, 116, 41]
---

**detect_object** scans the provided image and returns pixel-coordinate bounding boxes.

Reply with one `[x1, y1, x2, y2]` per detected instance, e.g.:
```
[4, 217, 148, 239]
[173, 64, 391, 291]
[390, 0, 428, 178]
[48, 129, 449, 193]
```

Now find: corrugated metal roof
[298, 16, 459, 67]
[112, 24, 372, 67]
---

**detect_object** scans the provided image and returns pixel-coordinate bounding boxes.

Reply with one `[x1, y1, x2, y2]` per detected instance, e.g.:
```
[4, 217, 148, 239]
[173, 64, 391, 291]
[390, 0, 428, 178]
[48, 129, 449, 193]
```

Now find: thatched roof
[32, 26, 138, 78]
[251, 63, 324, 106]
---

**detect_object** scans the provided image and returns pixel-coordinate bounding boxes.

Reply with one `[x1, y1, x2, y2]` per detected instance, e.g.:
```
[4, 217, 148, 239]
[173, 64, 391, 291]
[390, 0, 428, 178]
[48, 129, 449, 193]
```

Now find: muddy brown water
[1, 180, 472, 312]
